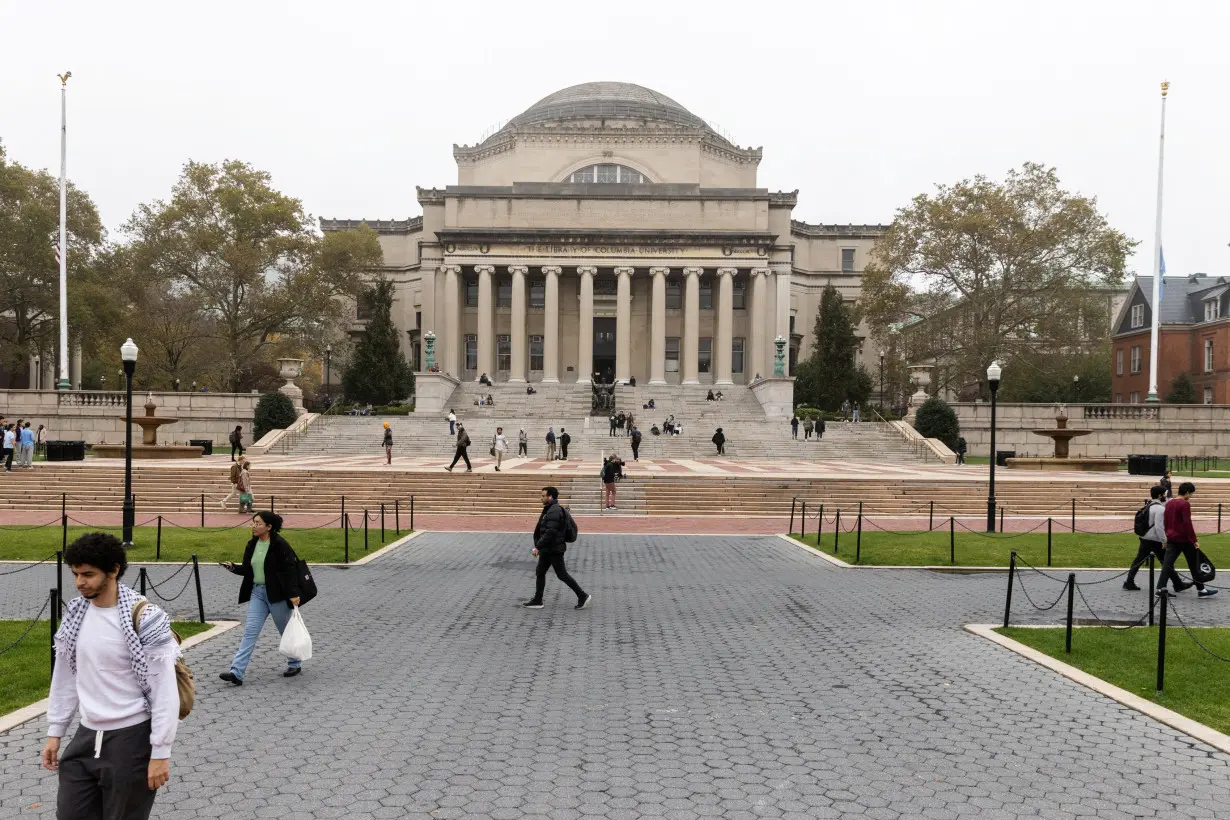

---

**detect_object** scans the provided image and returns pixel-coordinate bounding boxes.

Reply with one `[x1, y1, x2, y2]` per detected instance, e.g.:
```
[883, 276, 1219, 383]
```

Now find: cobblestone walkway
[3, 534, 1229, 818]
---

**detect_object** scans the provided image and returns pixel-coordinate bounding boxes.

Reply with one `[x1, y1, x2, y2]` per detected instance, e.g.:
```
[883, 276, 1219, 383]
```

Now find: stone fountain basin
[92, 444, 204, 460]
[1005, 457, 1120, 472]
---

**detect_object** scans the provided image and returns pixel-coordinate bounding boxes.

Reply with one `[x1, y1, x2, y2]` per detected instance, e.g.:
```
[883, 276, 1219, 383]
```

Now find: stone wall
[0, 390, 259, 446]
[952, 403, 1230, 458]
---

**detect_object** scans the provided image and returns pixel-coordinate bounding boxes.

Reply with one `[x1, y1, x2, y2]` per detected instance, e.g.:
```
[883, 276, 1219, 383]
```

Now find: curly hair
[63, 532, 128, 579]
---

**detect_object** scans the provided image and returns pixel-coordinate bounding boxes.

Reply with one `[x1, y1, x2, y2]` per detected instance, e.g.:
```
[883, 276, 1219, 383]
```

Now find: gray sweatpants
[57, 720, 158, 820]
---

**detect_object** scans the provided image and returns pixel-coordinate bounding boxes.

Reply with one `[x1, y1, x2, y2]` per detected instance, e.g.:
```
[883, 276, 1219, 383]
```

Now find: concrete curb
[0, 620, 241, 735]
[775, 535, 1136, 573]
[965, 623, 1230, 756]
[775, 534, 851, 567]
[317, 530, 422, 567]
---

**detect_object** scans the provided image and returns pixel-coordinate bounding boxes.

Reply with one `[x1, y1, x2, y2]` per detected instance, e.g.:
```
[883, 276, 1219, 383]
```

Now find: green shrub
[253, 391, 298, 441]
[913, 397, 959, 449]
[374, 403, 414, 415]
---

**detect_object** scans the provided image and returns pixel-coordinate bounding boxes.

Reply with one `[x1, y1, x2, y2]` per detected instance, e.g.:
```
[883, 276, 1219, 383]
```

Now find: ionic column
[509, 266, 528, 382]
[681, 267, 702, 385]
[614, 267, 634, 383]
[443, 265, 462, 376]
[775, 266, 792, 347]
[475, 265, 495, 378]
[419, 267, 437, 371]
[649, 267, 669, 385]
[715, 268, 736, 385]
[749, 268, 769, 380]
[542, 266, 561, 383]
[28, 356, 39, 390]
[576, 267, 596, 383]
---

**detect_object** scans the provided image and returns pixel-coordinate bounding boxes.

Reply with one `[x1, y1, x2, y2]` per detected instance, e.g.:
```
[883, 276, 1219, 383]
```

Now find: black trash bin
[44, 441, 64, 462]
[996, 450, 1016, 467]
[1128, 454, 1168, 476]
[189, 439, 214, 456]
[65, 441, 86, 461]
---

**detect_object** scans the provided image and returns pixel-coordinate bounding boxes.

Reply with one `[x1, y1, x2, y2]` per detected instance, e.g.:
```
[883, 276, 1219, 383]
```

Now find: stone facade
[322, 82, 884, 389]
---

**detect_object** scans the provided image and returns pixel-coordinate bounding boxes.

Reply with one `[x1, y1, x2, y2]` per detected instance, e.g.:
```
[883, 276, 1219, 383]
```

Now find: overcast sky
[3, 0, 1227, 277]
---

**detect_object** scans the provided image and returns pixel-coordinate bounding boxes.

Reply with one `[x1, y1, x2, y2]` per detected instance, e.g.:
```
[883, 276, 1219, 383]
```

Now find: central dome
[507, 81, 709, 130]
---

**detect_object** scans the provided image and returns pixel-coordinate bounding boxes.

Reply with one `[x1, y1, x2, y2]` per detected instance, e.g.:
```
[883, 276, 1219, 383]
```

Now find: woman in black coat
[219, 511, 305, 684]
[712, 428, 726, 455]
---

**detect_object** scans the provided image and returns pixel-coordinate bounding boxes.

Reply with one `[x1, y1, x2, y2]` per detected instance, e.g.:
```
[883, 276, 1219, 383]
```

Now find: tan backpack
[132, 601, 196, 720]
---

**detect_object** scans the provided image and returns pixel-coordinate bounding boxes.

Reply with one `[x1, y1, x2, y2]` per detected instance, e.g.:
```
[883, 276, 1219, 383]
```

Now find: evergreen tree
[1166, 372, 1198, 404]
[341, 280, 415, 405]
[914, 397, 960, 449]
[794, 284, 861, 411]
[253, 391, 297, 441]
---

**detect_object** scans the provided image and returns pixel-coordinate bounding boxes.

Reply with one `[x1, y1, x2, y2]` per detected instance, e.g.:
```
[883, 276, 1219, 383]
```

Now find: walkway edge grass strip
[0, 620, 241, 735]
[965, 624, 1230, 756]
[779, 534, 1140, 572]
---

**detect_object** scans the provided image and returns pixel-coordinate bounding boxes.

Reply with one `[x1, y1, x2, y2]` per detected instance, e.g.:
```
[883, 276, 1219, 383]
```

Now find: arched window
[568, 164, 649, 184]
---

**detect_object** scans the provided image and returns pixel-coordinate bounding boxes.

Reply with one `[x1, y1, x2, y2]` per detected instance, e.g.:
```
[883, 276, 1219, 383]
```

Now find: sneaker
[1174, 582, 1194, 593]
[521, 600, 544, 609]
[1198, 588, 1219, 598]
[1123, 582, 1141, 591]
[576, 594, 593, 610]
[219, 672, 243, 686]
[444, 466, 453, 472]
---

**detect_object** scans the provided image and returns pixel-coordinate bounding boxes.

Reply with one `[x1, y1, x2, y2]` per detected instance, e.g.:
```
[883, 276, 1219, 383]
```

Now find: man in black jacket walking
[523, 487, 591, 610]
[445, 424, 472, 472]
[559, 428, 571, 460]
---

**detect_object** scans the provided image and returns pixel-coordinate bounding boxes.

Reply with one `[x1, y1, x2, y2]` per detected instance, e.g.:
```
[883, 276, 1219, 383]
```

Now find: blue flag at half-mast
[1158, 247, 1166, 304]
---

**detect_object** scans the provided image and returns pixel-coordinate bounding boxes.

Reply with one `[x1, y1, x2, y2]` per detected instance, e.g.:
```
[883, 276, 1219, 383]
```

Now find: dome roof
[506, 82, 709, 130]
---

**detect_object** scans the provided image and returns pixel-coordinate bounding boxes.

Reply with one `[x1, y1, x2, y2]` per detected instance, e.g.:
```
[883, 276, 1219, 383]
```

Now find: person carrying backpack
[445, 424, 472, 472]
[630, 426, 642, 461]
[1125, 485, 1167, 591]
[1159, 481, 1218, 598]
[522, 486, 591, 610]
[229, 425, 245, 461]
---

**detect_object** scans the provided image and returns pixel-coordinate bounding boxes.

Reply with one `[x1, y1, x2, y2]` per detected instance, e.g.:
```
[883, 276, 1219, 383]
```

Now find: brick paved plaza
[3, 532, 1230, 818]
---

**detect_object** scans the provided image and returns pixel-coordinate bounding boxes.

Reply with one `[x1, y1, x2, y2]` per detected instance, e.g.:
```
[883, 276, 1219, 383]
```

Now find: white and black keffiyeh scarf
[54, 583, 179, 700]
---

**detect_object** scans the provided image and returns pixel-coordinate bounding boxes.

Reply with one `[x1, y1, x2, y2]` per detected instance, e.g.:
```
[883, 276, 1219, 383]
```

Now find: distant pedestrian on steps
[803, 418, 813, 440]
[518, 429, 528, 457]
[382, 422, 393, 465]
[559, 428, 571, 460]
[816, 417, 826, 440]
[446, 424, 472, 472]
[546, 428, 557, 461]
[790, 416, 799, 439]
[630, 426, 642, 461]
[492, 427, 507, 471]
[712, 428, 726, 456]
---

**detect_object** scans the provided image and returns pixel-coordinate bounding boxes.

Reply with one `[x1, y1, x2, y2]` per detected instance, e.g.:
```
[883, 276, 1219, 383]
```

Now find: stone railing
[1081, 404, 1162, 421]
[57, 391, 128, 407]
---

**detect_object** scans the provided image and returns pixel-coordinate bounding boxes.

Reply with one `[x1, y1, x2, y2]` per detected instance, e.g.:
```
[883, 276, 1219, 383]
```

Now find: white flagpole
[56, 71, 72, 390]
[1145, 81, 1169, 404]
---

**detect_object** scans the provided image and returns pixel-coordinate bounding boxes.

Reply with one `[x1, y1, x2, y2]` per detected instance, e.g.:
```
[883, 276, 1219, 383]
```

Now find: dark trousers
[532, 550, 586, 603]
[449, 447, 471, 470]
[518, 442, 527, 456]
[631, 442, 640, 460]
[609, 426, 616, 436]
[1159, 540, 1205, 591]
[1126, 538, 1165, 583]
[715, 444, 724, 455]
[2, 447, 11, 470]
[231, 442, 244, 461]
[561, 445, 569, 459]
[57, 720, 158, 820]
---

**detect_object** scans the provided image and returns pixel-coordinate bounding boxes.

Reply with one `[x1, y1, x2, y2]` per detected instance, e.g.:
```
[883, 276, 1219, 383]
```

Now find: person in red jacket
[1160, 482, 1218, 598]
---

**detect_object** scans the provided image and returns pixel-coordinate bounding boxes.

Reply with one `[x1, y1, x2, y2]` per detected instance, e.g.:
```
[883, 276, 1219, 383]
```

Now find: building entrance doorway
[593, 317, 616, 382]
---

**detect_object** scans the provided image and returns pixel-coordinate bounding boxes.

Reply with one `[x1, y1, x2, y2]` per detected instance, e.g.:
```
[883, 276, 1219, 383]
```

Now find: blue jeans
[229, 585, 300, 680]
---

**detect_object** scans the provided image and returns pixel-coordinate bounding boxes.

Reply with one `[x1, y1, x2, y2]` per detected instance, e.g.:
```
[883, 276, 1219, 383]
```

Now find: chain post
[1156, 589, 1169, 691]
[192, 554, 205, 623]
[833, 509, 841, 554]
[1003, 551, 1017, 628]
[949, 517, 955, 565]
[1065, 573, 1076, 653]
[800, 502, 807, 540]
[1148, 553, 1155, 627]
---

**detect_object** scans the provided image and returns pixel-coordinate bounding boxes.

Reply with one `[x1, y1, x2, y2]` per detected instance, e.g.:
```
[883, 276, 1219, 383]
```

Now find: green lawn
[999, 626, 1230, 735]
[789, 530, 1230, 567]
[0, 524, 408, 563]
[0, 620, 213, 716]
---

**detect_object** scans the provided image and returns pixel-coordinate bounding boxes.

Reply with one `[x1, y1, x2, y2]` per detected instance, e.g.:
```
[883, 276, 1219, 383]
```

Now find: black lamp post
[1072, 374, 1080, 403]
[325, 344, 332, 405]
[986, 360, 1002, 533]
[174, 378, 180, 392]
[879, 350, 885, 411]
[121, 338, 138, 546]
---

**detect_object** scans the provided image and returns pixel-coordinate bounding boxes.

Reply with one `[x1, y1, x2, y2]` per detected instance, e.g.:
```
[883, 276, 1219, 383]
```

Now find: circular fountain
[92, 395, 204, 459]
[1005, 405, 1118, 472]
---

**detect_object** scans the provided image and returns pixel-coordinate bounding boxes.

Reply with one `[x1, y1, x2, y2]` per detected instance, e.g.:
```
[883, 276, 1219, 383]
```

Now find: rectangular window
[732, 338, 745, 374]
[665, 279, 682, 310]
[665, 337, 680, 372]
[1205, 386, 1215, 405]
[497, 335, 511, 371]
[732, 279, 746, 309]
[1206, 300, 1220, 322]
[1130, 346, 1141, 374]
[465, 335, 477, 371]
[1115, 349, 1124, 376]
[465, 278, 478, 308]
[529, 336, 544, 371]
[1205, 339, 1215, 372]
[789, 315, 796, 335]
[415, 310, 421, 330]
[699, 281, 713, 310]
[698, 338, 712, 373]
[595, 164, 618, 183]
[497, 278, 511, 308]
[1130, 391, 1140, 404]
[841, 248, 856, 272]
[1131, 303, 1145, 328]
[529, 280, 545, 309]
[1115, 393, 1122, 404]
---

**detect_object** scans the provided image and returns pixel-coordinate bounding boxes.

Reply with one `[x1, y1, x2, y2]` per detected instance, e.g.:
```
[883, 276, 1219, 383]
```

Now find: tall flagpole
[1145, 80, 1169, 404]
[55, 71, 72, 390]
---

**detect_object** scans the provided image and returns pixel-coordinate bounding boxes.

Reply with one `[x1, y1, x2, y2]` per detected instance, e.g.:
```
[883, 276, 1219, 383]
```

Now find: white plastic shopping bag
[279, 605, 313, 661]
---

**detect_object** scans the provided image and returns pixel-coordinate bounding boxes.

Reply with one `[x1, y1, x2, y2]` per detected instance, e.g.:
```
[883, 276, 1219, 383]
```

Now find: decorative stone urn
[905, 364, 933, 422]
[277, 357, 307, 416]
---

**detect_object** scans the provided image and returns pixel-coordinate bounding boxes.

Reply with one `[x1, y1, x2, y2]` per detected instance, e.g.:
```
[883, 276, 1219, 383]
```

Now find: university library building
[323, 82, 882, 388]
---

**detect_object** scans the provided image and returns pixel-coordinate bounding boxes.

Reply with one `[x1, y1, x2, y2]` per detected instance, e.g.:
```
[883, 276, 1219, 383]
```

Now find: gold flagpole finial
[57, 71, 72, 86]
[1160, 80, 1170, 97]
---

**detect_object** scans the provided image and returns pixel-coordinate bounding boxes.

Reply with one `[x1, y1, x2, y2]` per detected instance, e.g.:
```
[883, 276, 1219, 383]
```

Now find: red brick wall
[1113, 323, 1230, 403]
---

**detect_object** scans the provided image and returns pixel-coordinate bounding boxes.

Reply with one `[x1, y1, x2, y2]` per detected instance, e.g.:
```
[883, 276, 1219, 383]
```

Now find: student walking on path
[43, 532, 181, 819]
[492, 427, 508, 471]
[518, 429, 528, 457]
[2, 424, 15, 472]
[1158, 482, 1218, 598]
[602, 456, 619, 510]
[221, 456, 248, 510]
[229, 425, 245, 461]
[1124, 484, 1167, 591]
[545, 428, 557, 461]
[816, 416, 826, 440]
[220, 512, 307, 684]
[447, 410, 457, 436]
[803, 418, 813, 440]
[790, 416, 799, 439]
[382, 423, 394, 465]
[522, 486, 591, 610]
[446, 424, 472, 472]
[630, 426, 642, 461]
[236, 463, 254, 514]
[559, 428, 571, 460]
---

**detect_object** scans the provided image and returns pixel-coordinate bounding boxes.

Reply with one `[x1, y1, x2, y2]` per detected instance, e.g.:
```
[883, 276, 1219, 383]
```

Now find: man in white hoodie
[1124, 484, 1168, 591]
[42, 532, 181, 819]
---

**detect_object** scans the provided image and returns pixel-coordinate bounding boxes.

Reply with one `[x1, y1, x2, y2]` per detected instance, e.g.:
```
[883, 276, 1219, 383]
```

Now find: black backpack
[1192, 549, 1217, 584]
[562, 507, 578, 543]
[1133, 503, 1152, 537]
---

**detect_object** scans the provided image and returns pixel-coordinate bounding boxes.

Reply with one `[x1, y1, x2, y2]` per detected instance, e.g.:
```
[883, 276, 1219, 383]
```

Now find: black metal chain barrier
[953, 518, 1049, 538]
[0, 552, 57, 576]
[1073, 523, 1136, 535]
[1166, 598, 1230, 662]
[1012, 555, 1073, 583]
[1072, 568, 1133, 586]
[146, 560, 193, 589]
[858, 517, 933, 536]
[0, 595, 52, 658]
[293, 514, 345, 530]
[0, 517, 63, 532]
[1073, 584, 1150, 630]
[1013, 569, 1070, 612]
[145, 564, 197, 603]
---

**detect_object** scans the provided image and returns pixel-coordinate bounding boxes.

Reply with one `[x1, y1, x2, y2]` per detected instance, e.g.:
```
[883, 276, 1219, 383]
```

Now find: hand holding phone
[218, 561, 233, 570]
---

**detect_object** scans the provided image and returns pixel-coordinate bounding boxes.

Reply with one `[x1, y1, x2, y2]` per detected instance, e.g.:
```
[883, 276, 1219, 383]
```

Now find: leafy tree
[996, 346, 1112, 403]
[1166, 372, 1198, 404]
[862, 163, 1135, 399]
[341, 279, 415, 404]
[253, 391, 297, 441]
[122, 160, 382, 391]
[914, 397, 960, 449]
[793, 284, 862, 411]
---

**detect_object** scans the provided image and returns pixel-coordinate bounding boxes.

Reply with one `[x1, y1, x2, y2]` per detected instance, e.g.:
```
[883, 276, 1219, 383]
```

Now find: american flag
[52, 242, 63, 267]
